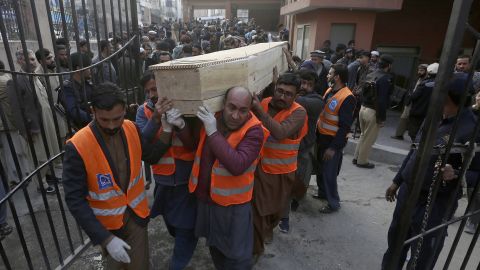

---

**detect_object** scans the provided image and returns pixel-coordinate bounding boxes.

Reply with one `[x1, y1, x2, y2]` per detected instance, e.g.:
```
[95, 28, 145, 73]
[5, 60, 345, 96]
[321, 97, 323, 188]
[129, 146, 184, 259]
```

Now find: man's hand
[272, 66, 279, 85]
[106, 236, 131, 263]
[196, 106, 217, 136]
[441, 164, 458, 182]
[385, 183, 399, 202]
[152, 97, 173, 124]
[323, 148, 336, 161]
[251, 94, 263, 114]
[161, 114, 173, 132]
[166, 108, 185, 129]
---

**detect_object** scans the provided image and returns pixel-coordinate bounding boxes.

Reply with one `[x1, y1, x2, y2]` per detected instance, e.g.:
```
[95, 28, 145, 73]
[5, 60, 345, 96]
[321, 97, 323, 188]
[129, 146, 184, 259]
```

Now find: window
[295, 25, 310, 59]
[329, 23, 356, 50]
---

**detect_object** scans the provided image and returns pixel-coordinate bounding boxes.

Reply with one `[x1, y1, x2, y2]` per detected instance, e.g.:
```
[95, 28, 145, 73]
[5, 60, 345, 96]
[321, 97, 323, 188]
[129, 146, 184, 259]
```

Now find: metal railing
[0, 0, 141, 269]
[384, 0, 480, 269]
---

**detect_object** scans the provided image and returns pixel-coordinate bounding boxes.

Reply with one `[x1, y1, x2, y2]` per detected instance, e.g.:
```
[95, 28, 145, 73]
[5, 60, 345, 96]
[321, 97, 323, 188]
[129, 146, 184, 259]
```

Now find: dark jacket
[60, 79, 93, 129]
[63, 120, 170, 245]
[409, 79, 434, 118]
[362, 69, 394, 123]
[296, 92, 324, 151]
[394, 108, 477, 199]
[6, 74, 42, 137]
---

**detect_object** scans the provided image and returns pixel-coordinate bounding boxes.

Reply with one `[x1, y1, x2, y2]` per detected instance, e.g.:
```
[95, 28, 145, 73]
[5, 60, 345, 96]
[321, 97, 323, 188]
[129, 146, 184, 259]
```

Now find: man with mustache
[251, 73, 308, 259]
[63, 82, 173, 269]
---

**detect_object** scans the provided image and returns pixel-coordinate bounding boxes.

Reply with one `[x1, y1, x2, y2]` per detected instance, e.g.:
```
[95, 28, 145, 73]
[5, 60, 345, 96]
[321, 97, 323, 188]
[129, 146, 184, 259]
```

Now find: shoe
[45, 185, 56, 194]
[312, 194, 326, 200]
[465, 221, 477, 234]
[391, 135, 404, 140]
[291, 199, 299, 212]
[0, 223, 13, 238]
[352, 159, 357, 165]
[279, 218, 289, 233]
[356, 163, 375, 169]
[318, 205, 338, 214]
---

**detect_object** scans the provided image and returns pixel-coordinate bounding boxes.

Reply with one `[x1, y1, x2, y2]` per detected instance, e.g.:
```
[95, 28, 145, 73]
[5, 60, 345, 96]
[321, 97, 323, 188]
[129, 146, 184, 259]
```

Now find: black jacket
[409, 79, 434, 118]
[362, 69, 394, 123]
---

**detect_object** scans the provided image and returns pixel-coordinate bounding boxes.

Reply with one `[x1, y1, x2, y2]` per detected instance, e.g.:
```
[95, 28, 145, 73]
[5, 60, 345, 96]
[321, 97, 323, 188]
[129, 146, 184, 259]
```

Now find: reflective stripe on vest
[188, 113, 268, 206]
[68, 120, 149, 230]
[92, 206, 127, 216]
[259, 97, 308, 174]
[318, 87, 354, 137]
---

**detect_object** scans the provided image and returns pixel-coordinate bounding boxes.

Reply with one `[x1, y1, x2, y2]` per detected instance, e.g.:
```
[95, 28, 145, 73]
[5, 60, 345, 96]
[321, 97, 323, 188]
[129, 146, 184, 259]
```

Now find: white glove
[196, 106, 217, 136]
[106, 236, 131, 264]
[166, 108, 185, 129]
[161, 113, 173, 132]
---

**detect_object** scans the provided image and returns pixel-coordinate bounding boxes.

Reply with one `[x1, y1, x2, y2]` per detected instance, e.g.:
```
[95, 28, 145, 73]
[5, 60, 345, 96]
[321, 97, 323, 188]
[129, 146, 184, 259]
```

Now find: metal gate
[0, 0, 141, 269]
[384, 0, 480, 269]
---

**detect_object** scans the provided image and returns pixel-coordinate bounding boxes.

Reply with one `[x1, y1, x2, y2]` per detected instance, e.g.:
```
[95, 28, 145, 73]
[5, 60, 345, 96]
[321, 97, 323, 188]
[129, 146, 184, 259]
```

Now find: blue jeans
[167, 224, 198, 270]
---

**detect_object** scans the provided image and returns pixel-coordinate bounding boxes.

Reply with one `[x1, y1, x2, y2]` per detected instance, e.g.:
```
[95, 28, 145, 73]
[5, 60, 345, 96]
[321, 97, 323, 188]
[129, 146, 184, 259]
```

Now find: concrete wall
[292, 9, 376, 55]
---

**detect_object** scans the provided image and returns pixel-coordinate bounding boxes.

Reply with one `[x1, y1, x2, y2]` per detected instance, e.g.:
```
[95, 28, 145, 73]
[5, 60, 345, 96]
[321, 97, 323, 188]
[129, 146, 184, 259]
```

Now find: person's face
[145, 47, 152, 55]
[273, 83, 297, 109]
[80, 45, 88, 53]
[327, 68, 337, 86]
[144, 79, 158, 102]
[311, 56, 322, 65]
[222, 91, 251, 130]
[159, 54, 171, 63]
[455, 58, 470, 72]
[19, 53, 37, 71]
[93, 103, 126, 136]
[370, 55, 378, 63]
[417, 68, 427, 78]
[300, 79, 315, 94]
[43, 53, 56, 70]
[57, 49, 68, 66]
[347, 51, 353, 58]
[349, 42, 355, 49]
[192, 47, 201, 56]
[359, 55, 370, 66]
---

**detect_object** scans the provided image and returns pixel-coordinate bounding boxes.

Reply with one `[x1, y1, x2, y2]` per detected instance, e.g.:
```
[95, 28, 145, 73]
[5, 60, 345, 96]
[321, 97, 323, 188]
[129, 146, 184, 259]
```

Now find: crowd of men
[0, 15, 480, 270]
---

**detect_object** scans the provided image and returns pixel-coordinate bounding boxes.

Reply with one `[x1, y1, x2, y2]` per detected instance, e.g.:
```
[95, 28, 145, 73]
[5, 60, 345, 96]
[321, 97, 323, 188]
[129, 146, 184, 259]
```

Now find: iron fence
[0, 0, 141, 269]
[384, 0, 480, 269]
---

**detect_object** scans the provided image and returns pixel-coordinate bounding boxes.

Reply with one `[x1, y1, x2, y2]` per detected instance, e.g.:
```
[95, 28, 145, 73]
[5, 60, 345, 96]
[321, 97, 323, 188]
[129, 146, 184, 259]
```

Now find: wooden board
[150, 42, 288, 115]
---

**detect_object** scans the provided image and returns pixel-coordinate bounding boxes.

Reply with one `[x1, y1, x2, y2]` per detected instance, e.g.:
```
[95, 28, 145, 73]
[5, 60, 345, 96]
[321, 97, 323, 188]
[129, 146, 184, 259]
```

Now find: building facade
[281, 0, 480, 87]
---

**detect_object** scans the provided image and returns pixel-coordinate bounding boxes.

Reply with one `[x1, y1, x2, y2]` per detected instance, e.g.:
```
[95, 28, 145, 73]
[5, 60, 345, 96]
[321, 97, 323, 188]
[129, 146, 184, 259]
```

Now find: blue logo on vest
[329, 99, 338, 111]
[97, 174, 113, 190]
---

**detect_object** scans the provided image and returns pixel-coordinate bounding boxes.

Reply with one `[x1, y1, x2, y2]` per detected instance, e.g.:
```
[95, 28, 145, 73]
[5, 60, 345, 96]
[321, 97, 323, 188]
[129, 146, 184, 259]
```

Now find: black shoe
[391, 135, 404, 140]
[352, 159, 357, 165]
[46, 175, 62, 183]
[291, 199, 299, 212]
[356, 163, 375, 169]
[319, 205, 338, 214]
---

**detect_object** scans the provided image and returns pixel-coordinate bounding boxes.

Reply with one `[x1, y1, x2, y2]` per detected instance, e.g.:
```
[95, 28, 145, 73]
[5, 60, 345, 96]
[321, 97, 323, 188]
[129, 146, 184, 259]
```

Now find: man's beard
[47, 62, 56, 70]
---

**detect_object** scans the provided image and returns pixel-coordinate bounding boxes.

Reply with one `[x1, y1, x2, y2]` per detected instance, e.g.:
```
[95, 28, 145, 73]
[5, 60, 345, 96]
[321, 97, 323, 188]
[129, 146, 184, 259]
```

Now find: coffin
[150, 42, 288, 115]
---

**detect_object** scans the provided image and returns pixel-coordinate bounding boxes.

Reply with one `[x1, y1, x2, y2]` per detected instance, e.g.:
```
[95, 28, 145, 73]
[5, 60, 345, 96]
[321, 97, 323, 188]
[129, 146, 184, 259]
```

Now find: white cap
[371, 50, 380, 56]
[140, 47, 145, 53]
[148, 30, 157, 35]
[427, 63, 439, 75]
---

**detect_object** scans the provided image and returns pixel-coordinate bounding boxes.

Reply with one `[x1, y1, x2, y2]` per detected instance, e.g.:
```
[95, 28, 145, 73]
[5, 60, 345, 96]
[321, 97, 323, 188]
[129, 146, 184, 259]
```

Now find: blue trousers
[381, 183, 452, 270]
[166, 223, 198, 270]
[209, 246, 252, 270]
[316, 147, 343, 210]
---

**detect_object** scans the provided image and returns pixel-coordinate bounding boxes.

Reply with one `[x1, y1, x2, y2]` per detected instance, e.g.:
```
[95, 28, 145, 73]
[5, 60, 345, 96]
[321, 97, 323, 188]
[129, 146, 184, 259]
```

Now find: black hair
[348, 40, 355, 46]
[378, 61, 390, 69]
[457, 54, 472, 62]
[140, 71, 155, 88]
[99, 40, 110, 52]
[56, 44, 67, 51]
[35, 48, 51, 62]
[331, 63, 349, 84]
[296, 69, 317, 83]
[276, 73, 301, 92]
[156, 41, 170, 51]
[55, 37, 69, 47]
[70, 52, 91, 70]
[335, 43, 346, 52]
[448, 72, 473, 107]
[193, 44, 202, 50]
[79, 39, 88, 47]
[91, 82, 126, 110]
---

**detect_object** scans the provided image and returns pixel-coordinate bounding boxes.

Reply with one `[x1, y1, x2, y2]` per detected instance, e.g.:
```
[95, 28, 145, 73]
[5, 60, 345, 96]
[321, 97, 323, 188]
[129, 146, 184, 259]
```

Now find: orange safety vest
[68, 120, 149, 230]
[317, 87, 354, 136]
[188, 113, 268, 206]
[143, 103, 195, 176]
[260, 97, 308, 174]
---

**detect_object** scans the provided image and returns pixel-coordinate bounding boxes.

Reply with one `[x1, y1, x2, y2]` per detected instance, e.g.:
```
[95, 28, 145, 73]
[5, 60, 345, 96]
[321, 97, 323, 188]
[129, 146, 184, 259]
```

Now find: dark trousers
[316, 147, 343, 210]
[166, 223, 198, 270]
[381, 184, 452, 270]
[209, 246, 252, 270]
[407, 116, 424, 141]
